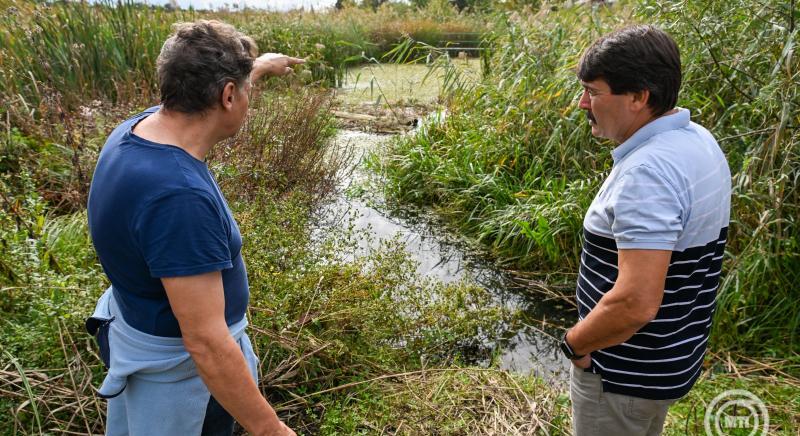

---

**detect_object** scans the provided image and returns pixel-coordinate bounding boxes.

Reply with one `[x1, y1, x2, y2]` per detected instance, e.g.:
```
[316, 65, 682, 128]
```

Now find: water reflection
[314, 130, 573, 385]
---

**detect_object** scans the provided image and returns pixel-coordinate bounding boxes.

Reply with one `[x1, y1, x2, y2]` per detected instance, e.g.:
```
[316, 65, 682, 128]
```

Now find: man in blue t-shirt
[87, 20, 304, 436]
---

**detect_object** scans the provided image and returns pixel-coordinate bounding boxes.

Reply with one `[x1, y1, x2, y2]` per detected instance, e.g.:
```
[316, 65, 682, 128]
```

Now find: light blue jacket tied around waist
[87, 287, 259, 435]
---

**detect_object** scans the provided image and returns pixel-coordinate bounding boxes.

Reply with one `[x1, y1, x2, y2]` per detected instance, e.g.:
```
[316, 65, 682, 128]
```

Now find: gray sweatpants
[570, 365, 678, 436]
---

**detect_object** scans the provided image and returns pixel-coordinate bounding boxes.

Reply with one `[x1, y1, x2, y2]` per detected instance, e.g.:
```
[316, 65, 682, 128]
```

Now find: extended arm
[567, 249, 670, 367]
[250, 53, 305, 82]
[162, 272, 294, 436]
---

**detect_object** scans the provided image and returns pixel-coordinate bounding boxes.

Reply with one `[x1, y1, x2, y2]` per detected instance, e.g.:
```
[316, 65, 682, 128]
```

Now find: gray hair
[157, 20, 258, 113]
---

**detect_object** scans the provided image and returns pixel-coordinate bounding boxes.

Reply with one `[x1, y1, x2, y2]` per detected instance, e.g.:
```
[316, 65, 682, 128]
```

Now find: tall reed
[0, 0, 178, 115]
[0, 0, 485, 123]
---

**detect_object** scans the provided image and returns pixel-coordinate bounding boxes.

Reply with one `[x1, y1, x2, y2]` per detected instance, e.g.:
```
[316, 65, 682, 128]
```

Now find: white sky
[160, 0, 338, 11]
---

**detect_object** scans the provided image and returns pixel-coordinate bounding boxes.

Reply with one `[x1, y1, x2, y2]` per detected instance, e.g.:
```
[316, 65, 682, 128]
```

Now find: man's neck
[133, 108, 221, 161]
[618, 108, 678, 144]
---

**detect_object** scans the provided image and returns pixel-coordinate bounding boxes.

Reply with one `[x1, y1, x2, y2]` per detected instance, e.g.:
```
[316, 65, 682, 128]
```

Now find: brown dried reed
[211, 87, 353, 206]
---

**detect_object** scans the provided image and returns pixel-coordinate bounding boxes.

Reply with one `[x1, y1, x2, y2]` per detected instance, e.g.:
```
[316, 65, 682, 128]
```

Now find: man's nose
[578, 89, 591, 109]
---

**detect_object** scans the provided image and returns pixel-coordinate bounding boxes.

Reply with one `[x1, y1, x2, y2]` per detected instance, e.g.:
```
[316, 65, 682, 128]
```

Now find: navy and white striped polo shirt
[578, 108, 731, 400]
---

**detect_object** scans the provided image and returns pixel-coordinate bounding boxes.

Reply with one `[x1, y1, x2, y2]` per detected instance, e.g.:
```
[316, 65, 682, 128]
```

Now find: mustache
[586, 111, 597, 123]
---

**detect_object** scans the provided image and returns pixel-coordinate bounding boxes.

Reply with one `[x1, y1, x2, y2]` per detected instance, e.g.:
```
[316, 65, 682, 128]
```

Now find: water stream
[314, 130, 573, 385]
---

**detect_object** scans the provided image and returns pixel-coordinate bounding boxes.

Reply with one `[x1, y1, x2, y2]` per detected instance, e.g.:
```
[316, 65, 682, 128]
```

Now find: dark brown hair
[578, 25, 681, 117]
[157, 20, 258, 113]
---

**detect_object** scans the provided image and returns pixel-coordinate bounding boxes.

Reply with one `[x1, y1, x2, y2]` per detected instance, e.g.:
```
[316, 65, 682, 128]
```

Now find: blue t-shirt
[88, 107, 249, 337]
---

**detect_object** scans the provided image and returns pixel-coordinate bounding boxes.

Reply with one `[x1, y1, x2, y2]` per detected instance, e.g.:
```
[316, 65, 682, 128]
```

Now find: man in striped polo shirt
[561, 26, 731, 435]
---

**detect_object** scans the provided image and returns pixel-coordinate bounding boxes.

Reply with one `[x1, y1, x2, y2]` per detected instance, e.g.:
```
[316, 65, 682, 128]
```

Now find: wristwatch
[560, 330, 586, 360]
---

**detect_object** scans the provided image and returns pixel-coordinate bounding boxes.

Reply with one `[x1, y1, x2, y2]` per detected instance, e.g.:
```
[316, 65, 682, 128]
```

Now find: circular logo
[704, 389, 769, 436]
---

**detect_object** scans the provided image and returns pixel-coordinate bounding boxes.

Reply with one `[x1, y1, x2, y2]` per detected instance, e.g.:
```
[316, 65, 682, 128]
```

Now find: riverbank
[366, 0, 800, 433]
[316, 56, 800, 433]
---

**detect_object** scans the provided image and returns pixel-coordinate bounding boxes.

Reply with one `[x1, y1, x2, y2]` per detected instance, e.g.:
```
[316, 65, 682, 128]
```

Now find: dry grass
[1, 323, 104, 435]
[1, 323, 566, 435]
[3, 325, 798, 435]
[210, 87, 351, 205]
[355, 368, 566, 435]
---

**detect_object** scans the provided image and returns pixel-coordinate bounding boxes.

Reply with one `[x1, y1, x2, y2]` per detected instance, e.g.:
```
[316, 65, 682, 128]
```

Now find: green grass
[336, 58, 482, 107]
[0, 178, 512, 435]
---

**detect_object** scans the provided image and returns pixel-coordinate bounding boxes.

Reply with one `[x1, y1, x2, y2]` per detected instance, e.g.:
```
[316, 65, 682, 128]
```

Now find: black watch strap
[560, 331, 586, 360]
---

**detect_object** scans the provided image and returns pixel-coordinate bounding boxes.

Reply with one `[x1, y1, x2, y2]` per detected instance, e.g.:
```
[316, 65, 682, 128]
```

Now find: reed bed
[209, 87, 348, 204]
[0, 0, 175, 118]
[373, 0, 800, 362]
[0, 0, 484, 126]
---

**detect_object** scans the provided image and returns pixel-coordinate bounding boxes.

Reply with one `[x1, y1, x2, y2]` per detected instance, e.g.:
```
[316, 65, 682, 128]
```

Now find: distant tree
[450, 0, 469, 10]
[362, 0, 388, 10]
[335, 0, 358, 9]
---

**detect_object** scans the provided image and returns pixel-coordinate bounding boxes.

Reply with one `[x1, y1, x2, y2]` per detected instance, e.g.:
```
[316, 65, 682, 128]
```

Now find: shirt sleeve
[607, 164, 685, 250]
[132, 189, 233, 278]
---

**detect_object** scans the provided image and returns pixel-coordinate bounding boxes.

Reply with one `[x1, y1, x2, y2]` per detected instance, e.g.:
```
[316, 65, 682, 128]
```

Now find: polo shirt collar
[611, 108, 690, 163]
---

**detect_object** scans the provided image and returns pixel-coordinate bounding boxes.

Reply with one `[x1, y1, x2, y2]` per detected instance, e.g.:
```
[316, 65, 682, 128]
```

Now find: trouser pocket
[85, 316, 115, 369]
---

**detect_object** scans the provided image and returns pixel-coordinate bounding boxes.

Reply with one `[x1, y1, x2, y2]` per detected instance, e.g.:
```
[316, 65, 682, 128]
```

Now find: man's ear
[220, 82, 236, 110]
[630, 88, 650, 112]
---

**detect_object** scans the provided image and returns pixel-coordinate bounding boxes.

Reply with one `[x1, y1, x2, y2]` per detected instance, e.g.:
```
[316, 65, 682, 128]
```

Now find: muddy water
[314, 130, 573, 385]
